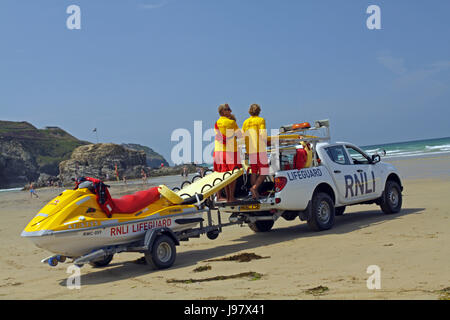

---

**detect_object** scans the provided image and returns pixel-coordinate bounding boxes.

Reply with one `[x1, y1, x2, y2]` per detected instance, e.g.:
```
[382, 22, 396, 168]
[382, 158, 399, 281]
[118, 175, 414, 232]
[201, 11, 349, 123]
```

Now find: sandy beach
[1, 155, 449, 300]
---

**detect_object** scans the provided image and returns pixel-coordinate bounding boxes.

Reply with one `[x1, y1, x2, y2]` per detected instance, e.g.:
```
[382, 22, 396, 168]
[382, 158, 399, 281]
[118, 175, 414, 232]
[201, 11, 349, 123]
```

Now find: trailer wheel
[89, 254, 114, 268]
[307, 192, 335, 231]
[380, 180, 402, 214]
[145, 235, 176, 270]
[248, 220, 274, 233]
[207, 230, 220, 240]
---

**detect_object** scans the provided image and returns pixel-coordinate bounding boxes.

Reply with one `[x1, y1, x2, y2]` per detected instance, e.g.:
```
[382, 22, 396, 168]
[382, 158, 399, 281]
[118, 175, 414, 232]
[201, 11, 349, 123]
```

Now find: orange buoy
[280, 122, 311, 132]
[292, 122, 311, 130]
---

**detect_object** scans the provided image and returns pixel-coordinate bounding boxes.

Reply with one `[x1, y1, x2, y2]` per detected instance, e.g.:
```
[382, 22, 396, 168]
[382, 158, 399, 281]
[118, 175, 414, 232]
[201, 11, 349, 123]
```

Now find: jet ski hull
[21, 183, 207, 258]
[22, 210, 204, 257]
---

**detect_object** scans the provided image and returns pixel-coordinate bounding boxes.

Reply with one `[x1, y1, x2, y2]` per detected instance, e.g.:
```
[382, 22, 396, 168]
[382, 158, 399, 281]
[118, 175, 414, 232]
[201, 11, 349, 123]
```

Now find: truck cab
[317, 142, 385, 205]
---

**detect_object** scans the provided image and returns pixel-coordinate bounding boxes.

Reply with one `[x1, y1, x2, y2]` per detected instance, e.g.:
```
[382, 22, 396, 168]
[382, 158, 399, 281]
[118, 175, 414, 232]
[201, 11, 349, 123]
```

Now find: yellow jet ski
[21, 170, 243, 270]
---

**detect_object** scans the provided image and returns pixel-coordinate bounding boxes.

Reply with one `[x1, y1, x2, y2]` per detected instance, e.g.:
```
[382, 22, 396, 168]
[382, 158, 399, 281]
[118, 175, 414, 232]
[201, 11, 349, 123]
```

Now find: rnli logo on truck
[344, 172, 376, 198]
[110, 218, 172, 237]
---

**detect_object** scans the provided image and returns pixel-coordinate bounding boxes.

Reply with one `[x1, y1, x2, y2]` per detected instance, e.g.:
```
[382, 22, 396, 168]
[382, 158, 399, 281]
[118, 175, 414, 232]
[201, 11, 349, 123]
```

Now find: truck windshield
[345, 146, 371, 164]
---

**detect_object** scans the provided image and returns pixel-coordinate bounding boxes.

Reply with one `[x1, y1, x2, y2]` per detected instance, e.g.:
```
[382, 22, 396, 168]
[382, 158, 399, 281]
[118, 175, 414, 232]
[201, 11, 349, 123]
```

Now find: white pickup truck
[217, 120, 403, 233]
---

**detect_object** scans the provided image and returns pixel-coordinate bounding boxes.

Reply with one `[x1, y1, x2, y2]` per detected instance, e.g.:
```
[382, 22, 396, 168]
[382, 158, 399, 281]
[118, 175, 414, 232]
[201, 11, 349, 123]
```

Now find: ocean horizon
[360, 136, 450, 159]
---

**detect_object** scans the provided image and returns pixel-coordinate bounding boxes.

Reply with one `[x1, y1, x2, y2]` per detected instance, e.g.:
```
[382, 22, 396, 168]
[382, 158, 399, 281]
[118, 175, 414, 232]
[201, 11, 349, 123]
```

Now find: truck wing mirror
[371, 154, 381, 163]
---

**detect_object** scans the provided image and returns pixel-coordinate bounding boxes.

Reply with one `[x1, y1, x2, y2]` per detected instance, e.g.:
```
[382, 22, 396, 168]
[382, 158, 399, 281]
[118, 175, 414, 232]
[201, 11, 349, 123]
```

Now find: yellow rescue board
[158, 185, 185, 204]
[176, 169, 244, 199]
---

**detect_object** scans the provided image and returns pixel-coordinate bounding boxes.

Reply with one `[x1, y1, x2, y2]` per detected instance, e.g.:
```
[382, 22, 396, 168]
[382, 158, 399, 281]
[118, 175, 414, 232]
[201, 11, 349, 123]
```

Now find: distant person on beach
[213, 103, 242, 202]
[115, 164, 120, 182]
[141, 169, 148, 184]
[242, 103, 268, 199]
[196, 166, 204, 177]
[181, 166, 189, 178]
[29, 183, 39, 199]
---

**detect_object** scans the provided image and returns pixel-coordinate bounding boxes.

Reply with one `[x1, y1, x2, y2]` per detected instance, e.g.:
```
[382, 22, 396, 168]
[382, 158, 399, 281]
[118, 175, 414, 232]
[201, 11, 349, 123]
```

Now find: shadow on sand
[60, 207, 424, 286]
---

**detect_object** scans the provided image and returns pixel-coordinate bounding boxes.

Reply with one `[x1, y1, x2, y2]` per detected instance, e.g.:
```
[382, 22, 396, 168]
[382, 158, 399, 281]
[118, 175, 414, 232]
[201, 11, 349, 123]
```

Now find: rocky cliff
[0, 137, 39, 188]
[121, 143, 169, 168]
[58, 143, 148, 184]
[0, 121, 175, 189]
[0, 121, 89, 188]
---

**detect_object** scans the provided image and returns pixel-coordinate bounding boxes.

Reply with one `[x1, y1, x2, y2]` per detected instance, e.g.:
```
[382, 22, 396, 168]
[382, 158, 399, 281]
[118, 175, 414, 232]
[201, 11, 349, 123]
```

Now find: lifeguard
[242, 104, 269, 199]
[213, 103, 242, 202]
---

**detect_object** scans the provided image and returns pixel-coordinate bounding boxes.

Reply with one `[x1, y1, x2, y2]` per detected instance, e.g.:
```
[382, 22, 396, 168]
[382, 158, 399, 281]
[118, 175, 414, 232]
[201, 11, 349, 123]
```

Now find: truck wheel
[145, 235, 176, 270]
[307, 192, 335, 231]
[380, 180, 402, 214]
[248, 220, 274, 233]
[89, 254, 114, 268]
[335, 206, 346, 216]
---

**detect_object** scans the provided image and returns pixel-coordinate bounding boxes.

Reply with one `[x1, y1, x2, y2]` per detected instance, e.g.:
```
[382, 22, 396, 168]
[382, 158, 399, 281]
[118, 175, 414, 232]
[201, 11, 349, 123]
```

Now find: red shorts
[213, 151, 242, 172]
[249, 152, 269, 175]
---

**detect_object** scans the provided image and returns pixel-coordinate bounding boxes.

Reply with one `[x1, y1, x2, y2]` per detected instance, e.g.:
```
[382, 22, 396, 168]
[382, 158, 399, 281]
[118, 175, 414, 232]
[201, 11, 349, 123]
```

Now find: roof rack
[269, 119, 330, 146]
[267, 119, 331, 168]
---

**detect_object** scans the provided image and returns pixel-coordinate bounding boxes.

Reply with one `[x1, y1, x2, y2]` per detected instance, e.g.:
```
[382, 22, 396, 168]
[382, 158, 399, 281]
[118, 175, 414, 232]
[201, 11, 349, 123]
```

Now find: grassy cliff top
[0, 120, 90, 173]
[0, 121, 81, 141]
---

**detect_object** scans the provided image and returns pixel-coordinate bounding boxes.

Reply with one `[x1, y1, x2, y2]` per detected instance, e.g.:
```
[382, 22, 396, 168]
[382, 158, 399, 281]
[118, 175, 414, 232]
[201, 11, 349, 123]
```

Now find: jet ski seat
[111, 187, 161, 214]
[75, 177, 162, 217]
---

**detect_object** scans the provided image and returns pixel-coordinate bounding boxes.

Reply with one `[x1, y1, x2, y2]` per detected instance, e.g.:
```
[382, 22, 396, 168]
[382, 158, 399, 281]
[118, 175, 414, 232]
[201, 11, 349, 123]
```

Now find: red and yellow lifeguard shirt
[242, 116, 267, 154]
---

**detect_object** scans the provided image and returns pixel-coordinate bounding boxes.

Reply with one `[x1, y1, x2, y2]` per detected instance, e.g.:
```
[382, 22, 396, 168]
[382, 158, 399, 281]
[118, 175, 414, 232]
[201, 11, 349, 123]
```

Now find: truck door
[323, 145, 357, 205]
[343, 145, 381, 202]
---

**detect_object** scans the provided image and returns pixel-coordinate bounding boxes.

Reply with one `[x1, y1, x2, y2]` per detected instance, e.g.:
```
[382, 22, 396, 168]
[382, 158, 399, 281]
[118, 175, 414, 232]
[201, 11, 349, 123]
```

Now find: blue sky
[1, 0, 449, 164]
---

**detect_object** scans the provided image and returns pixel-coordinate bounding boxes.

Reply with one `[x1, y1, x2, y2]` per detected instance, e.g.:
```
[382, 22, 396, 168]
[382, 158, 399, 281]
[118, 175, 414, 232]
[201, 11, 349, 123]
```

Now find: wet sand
[0, 156, 449, 300]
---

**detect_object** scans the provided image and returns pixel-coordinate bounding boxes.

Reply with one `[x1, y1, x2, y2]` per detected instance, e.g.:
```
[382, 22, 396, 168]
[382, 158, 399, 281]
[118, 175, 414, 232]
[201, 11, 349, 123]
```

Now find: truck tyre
[145, 235, 176, 270]
[89, 254, 114, 268]
[335, 206, 346, 216]
[248, 220, 274, 233]
[380, 180, 402, 214]
[307, 192, 335, 231]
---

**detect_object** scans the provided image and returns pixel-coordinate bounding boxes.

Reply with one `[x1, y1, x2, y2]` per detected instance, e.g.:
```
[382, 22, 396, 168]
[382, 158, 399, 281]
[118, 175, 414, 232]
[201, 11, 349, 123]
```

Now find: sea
[1, 136, 449, 193]
[360, 136, 450, 159]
